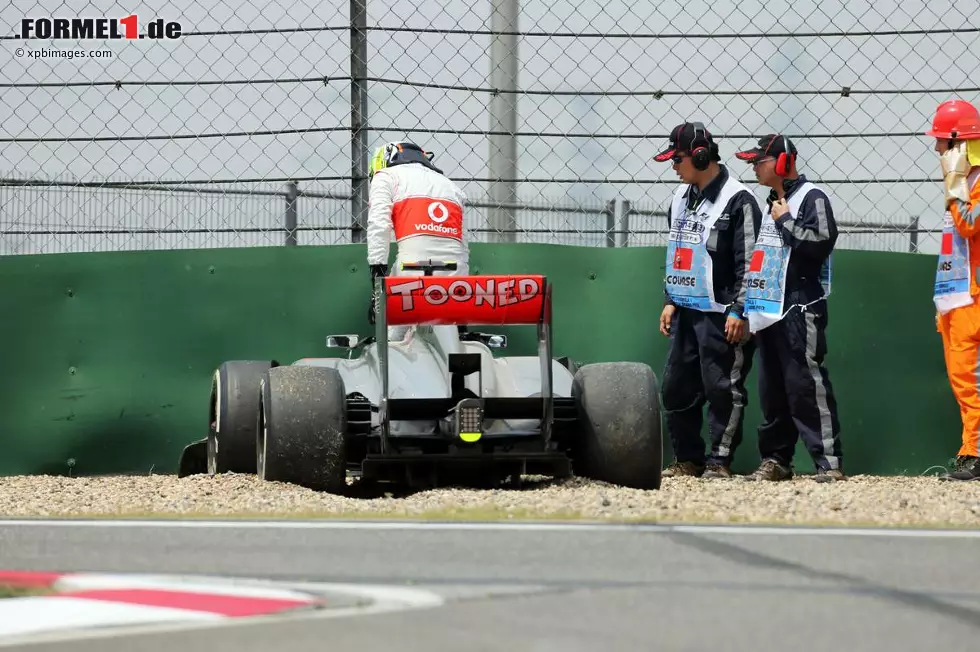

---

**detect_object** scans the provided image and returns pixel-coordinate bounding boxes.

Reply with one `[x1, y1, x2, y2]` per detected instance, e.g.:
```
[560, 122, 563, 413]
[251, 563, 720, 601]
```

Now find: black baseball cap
[735, 134, 797, 163]
[653, 122, 717, 162]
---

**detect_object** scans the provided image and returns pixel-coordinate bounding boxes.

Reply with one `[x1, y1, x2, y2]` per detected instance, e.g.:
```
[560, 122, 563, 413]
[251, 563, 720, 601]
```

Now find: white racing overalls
[366, 161, 470, 341]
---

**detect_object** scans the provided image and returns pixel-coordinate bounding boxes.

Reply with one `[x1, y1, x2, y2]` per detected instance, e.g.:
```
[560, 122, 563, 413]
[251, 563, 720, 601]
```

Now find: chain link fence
[1, 0, 978, 256]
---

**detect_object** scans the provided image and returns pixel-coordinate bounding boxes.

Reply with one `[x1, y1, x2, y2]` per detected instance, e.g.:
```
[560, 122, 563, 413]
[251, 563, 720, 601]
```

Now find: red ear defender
[774, 136, 794, 177]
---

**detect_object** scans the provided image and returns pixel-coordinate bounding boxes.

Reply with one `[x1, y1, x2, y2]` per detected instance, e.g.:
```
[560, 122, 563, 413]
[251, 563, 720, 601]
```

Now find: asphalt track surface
[2, 520, 980, 651]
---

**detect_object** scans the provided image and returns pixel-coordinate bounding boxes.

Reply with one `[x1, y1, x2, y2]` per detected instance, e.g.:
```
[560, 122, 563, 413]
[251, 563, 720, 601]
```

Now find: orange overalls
[937, 167, 980, 458]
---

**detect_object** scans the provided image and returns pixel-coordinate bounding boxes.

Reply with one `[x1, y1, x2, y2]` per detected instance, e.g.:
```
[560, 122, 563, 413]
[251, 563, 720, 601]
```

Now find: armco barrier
[0, 243, 960, 477]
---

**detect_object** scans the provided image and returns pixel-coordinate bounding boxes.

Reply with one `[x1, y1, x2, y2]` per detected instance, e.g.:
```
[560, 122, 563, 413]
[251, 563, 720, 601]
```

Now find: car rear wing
[383, 275, 549, 327]
[373, 260, 555, 447]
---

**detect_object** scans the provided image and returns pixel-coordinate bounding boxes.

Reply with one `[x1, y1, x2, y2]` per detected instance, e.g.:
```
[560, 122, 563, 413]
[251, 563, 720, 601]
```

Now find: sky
[1, 0, 978, 254]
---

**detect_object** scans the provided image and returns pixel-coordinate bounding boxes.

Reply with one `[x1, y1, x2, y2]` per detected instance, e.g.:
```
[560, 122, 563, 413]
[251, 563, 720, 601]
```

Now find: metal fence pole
[284, 181, 298, 246]
[488, 0, 519, 243]
[349, 0, 369, 244]
[618, 199, 631, 248]
[604, 199, 615, 247]
[908, 215, 920, 253]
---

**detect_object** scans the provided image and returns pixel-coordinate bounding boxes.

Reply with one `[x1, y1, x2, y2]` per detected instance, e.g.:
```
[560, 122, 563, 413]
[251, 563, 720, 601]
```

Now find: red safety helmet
[926, 99, 980, 140]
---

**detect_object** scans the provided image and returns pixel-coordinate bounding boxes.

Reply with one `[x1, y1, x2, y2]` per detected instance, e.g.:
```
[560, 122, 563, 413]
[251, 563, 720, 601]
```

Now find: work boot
[744, 458, 793, 481]
[702, 463, 732, 479]
[940, 455, 980, 481]
[663, 461, 705, 478]
[814, 468, 846, 483]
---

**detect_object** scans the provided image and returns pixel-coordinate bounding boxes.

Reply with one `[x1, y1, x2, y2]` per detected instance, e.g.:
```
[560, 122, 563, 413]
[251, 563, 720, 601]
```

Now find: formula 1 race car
[177, 261, 663, 493]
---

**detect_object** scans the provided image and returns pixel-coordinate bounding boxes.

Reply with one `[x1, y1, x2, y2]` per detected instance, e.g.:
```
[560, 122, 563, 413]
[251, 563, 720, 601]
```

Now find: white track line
[0, 597, 220, 638]
[0, 579, 444, 648]
[0, 519, 978, 538]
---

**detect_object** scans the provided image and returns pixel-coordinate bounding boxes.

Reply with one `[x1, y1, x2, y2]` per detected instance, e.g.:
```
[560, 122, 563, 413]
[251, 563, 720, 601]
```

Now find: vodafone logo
[427, 201, 449, 223]
[413, 223, 459, 236]
[392, 196, 463, 241]
[388, 277, 541, 311]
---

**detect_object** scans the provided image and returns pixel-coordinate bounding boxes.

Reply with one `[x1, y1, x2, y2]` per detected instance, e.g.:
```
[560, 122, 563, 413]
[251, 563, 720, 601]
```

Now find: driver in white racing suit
[365, 141, 470, 339]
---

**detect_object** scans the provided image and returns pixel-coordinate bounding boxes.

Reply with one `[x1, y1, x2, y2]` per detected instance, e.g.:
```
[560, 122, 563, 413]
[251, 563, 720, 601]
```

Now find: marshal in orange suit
[929, 99, 980, 481]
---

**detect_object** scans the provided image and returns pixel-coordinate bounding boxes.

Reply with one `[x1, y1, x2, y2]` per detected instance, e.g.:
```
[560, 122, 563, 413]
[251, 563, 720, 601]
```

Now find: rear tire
[208, 360, 278, 476]
[257, 365, 348, 494]
[571, 362, 663, 490]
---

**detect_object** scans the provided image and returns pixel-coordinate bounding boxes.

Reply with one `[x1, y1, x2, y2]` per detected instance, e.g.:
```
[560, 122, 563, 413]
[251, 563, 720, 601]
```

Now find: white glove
[942, 142, 971, 204]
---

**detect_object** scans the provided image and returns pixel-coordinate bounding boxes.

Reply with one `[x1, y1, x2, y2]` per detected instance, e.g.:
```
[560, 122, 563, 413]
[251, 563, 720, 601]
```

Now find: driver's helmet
[369, 141, 442, 179]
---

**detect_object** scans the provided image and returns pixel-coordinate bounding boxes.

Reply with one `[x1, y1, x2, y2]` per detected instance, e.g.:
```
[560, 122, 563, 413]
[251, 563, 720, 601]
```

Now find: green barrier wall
[0, 243, 959, 477]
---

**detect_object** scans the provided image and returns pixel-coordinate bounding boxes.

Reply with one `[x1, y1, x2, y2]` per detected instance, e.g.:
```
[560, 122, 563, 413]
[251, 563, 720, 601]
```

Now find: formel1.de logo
[18, 16, 183, 40]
